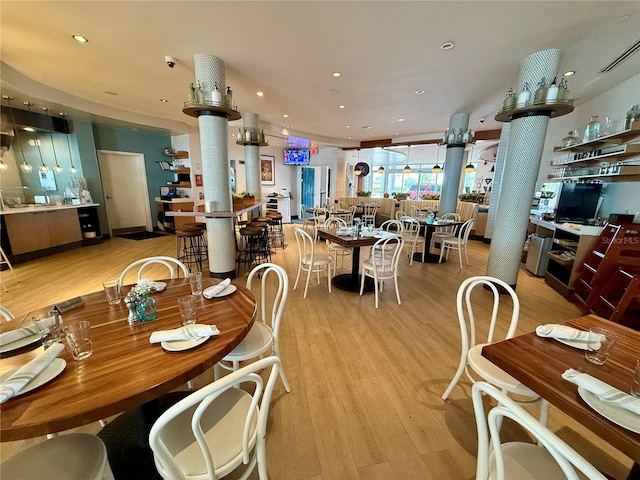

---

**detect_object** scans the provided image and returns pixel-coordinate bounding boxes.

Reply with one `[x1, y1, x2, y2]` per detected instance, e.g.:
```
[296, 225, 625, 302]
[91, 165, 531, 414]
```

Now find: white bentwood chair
[293, 228, 332, 298]
[150, 357, 282, 480]
[362, 203, 378, 228]
[442, 277, 548, 424]
[300, 204, 316, 234]
[360, 234, 404, 308]
[118, 256, 189, 286]
[324, 217, 352, 273]
[0, 305, 15, 321]
[438, 218, 474, 268]
[472, 382, 606, 480]
[312, 207, 330, 241]
[216, 263, 291, 392]
[0, 433, 114, 480]
[401, 216, 425, 265]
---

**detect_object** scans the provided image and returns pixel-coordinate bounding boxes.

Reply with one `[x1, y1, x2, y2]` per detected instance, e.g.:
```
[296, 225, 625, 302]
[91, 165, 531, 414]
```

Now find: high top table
[0, 278, 255, 442]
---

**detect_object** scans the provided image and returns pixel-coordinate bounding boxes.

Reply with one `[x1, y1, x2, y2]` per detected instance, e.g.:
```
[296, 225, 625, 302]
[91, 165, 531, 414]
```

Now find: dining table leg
[331, 246, 374, 292]
[412, 224, 445, 263]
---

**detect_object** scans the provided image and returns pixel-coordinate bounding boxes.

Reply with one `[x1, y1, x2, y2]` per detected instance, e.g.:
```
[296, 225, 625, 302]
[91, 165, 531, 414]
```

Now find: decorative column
[184, 54, 242, 279]
[487, 48, 569, 287]
[241, 112, 262, 198]
[439, 113, 470, 215]
[484, 124, 510, 241]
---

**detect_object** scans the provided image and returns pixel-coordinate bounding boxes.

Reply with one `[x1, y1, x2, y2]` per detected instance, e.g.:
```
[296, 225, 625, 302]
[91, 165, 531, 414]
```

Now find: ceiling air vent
[599, 37, 640, 73]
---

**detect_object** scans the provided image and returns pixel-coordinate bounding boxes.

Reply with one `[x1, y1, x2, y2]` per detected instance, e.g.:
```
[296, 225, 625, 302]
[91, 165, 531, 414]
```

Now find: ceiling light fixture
[563, 70, 576, 77]
[378, 166, 385, 174]
[353, 149, 362, 176]
[72, 35, 88, 43]
[403, 145, 411, 173]
[362, 125, 371, 129]
[60, 113, 77, 174]
[256, 91, 264, 97]
[432, 146, 442, 173]
[339, 105, 345, 109]
[346, 125, 351, 128]
[440, 41, 455, 51]
[42, 107, 63, 174]
[465, 145, 476, 173]
[282, 114, 288, 118]
[24, 102, 48, 172]
[415, 89, 425, 95]
[397, 118, 405, 122]
[160, 98, 168, 103]
[332, 72, 341, 77]
[2, 95, 31, 173]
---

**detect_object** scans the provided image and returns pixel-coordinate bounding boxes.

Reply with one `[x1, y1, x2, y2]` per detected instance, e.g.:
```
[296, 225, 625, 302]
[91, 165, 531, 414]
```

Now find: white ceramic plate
[554, 337, 596, 351]
[0, 333, 42, 354]
[0, 358, 67, 397]
[211, 284, 237, 298]
[161, 336, 209, 352]
[578, 387, 640, 434]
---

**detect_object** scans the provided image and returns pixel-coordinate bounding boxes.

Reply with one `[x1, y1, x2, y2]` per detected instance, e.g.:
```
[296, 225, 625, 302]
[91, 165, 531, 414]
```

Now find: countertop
[0, 203, 100, 216]
[529, 216, 604, 236]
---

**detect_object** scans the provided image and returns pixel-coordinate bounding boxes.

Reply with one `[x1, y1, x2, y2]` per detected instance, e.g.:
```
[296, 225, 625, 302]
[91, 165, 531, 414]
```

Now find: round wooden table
[0, 278, 255, 441]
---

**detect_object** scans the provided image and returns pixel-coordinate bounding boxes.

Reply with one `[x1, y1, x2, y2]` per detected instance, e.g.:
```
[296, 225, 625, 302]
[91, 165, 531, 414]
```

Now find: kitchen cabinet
[3, 208, 83, 255]
[550, 123, 640, 181]
[263, 195, 291, 223]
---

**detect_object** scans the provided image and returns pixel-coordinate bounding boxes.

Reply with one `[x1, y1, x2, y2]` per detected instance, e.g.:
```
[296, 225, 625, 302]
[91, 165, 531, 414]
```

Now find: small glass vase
[136, 295, 157, 322]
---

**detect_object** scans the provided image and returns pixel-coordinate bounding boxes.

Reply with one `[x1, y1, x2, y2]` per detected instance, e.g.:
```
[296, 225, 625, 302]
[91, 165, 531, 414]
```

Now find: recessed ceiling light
[256, 91, 264, 97]
[563, 70, 576, 77]
[282, 114, 288, 118]
[415, 89, 425, 95]
[23, 127, 35, 132]
[397, 118, 405, 122]
[332, 72, 341, 77]
[72, 35, 88, 43]
[348, 136, 352, 139]
[362, 126, 371, 129]
[440, 41, 455, 50]
[346, 125, 351, 128]
[104, 91, 118, 96]
[160, 98, 169, 102]
[339, 105, 346, 109]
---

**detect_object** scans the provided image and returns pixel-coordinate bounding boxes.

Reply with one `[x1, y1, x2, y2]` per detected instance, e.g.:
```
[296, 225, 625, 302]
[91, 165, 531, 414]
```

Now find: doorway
[97, 150, 152, 235]
[301, 167, 315, 209]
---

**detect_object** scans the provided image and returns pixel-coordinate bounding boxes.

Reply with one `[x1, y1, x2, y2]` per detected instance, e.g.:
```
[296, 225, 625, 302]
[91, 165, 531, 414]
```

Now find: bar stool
[236, 225, 271, 275]
[176, 227, 205, 272]
[266, 211, 285, 249]
[0, 246, 19, 293]
[182, 222, 208, 264]
[254, 216, 274, 251]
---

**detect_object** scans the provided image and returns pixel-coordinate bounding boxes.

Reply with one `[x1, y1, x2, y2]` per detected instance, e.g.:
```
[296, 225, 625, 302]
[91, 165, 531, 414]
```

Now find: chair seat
[302, 254, 332, 266]
[223, 321, 273, 361]
[468, 344, 539, 397]
[329, 244, 351, 253]
[159, 388, 257, 479]
[490, 443, 577, 480]
[0, 433, 113, 480]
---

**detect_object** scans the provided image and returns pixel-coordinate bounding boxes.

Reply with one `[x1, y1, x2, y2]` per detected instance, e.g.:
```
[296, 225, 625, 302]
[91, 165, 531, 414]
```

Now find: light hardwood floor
[0, 225, 633, 479]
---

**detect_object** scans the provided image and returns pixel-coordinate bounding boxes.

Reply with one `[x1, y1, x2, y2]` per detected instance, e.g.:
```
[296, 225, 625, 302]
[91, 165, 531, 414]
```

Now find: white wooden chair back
[118, 256, 189, 286]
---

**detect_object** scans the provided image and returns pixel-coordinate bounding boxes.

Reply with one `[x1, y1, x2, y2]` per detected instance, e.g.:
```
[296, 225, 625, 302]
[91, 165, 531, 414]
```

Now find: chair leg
[359, 271, 366, 296]
[439, 244, 445, 263]
[442, 358, 468, 400]
[293, 264, 302, 291]
[327, 264, 332, 293]
[303, 266, 312, 298]
[458, 246, 463, 269]
[394, 274, 401, 305]
[464, 245, 470, 266]
[539, 399, 550, 427]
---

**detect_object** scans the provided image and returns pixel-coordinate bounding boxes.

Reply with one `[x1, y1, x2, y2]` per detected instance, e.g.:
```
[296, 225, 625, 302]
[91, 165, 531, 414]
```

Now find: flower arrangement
[421, 193, 440, 200]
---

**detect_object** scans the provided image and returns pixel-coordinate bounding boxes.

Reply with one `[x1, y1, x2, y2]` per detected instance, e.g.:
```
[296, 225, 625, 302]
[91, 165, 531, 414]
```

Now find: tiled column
[487, 49, 561, 287]
[439, 113, 469, 215]
[243, 112, 262, 199]
[194, 54, 237, 279]
[484, 124, 510, 241]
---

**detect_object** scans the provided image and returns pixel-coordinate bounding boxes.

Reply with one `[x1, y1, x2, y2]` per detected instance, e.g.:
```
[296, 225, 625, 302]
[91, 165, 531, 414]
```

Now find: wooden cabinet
[156, 200, 194, 232]
[4, 209, 82, 255]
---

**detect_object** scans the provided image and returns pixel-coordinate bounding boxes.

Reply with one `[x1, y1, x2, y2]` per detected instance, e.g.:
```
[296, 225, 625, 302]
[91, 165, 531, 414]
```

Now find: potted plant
[241, 192, 256, 208]
[232, 192, 245, 211]
[458, 192, 485, 203]
[356, 191, 371, 197]
[393, 192, 408, 200]
[383, 192, 390, 198]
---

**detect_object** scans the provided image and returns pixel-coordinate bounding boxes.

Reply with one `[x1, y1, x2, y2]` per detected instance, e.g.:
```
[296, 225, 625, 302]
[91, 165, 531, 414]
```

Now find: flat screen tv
[555, 183, 603, 224]
[283, 149, 310, 165]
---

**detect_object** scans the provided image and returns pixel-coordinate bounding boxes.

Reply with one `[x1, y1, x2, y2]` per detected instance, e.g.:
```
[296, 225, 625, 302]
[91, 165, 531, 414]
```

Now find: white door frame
[97, 150, 152, 236]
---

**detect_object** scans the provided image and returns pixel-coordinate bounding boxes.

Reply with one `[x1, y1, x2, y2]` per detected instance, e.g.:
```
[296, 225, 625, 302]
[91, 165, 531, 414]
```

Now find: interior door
[301, 167, 315, 208]
[97, 150, 152, 235]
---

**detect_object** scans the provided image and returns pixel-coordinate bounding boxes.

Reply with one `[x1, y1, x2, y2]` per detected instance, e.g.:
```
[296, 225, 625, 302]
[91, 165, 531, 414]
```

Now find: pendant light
[353, 149, 362, 176]
[432, 146, 442, 173]
[2, 96, 32, 173]
[377, 147, 385, 174]
[60, 113, 77, 173]
[24, 102, 48, 172]
[42, 108, 63, 174]
[465, 145, 476, 173]
[402, 145, 411, 173]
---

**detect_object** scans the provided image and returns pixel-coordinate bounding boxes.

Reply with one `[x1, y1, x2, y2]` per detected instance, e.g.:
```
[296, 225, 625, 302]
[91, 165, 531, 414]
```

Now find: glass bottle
[583, 116, 601, 142]
[225, 86, 233, 107]
[503, 87, 517, 111]
[448, 129, 456, 144]
[516, 82, 531, 108]
[533, 77, 548, 104]
[624, 105, 640, 130]
[546, 77, 559, 104]
[562, 130, 578, 147]
[195, 82, 204, 105]
[136, 295, 157, 322]
[188, 83, 196, 104]
[442, 128, 449, 144]
[557, 78, 568, 101]
[211, 82, 222, 105]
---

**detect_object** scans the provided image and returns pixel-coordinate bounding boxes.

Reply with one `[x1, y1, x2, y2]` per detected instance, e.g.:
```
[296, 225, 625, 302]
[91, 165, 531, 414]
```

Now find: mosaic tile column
[484, 124, 510, 241]
[243, 112, 262, 199]
[487, 49, 561, 287]
[194, 54, 237, 278]
[439, 113, 469, 215]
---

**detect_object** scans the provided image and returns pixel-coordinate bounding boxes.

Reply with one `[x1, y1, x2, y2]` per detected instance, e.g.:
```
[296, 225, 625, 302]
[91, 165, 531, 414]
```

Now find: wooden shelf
[166, 150, 189, 160]
[236, 140, 269, 147]
[553, 122, 640, 152]
[552, 144, 640, 166]
[495, 100, 574, 123]
[182, 102, 241, 121]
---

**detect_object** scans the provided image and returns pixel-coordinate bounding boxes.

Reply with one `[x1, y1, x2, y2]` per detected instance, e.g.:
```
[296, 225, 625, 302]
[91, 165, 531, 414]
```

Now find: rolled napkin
[536, 324, 604, 343]
[149, 324, 220, 344]
[0, 314, 57, 347]
[203, 279, 232, 299]
[0, 343, 65, 404]
[562, 368, 640, 416]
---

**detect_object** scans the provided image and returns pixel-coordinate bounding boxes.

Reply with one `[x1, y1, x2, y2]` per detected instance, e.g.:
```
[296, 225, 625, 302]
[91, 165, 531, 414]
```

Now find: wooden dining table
[0, 277, 256, 442]
[482, 314, 640, 465]
[413, 219, 462, 263]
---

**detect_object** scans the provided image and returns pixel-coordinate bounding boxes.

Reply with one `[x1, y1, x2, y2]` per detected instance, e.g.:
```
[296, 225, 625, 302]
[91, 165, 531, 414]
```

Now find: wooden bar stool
[236, 225, 271, 275]
[176, 227, 205, 272]
[266, 211, 285, 248]
[182, 222, 208, 263]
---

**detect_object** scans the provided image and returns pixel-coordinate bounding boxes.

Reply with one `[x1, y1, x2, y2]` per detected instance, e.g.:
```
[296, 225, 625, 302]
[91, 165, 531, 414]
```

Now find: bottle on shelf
[516, 82, 531, 108]
[462, 129, 470, 143]
[533, 77, 548, 104]
[259, 129, 265, 143]
[562, 130, 579, 147]
[188, 83, 196, 104]
[442, 128, 449, 144]
[448, 129, 456, 144]
[225, 86, 233, 107]
[195, 82, 204, 105]
[503, 87, 517, 111]
[546, 77, 559, 104]
[557, 78, 568, 101]
[211, 82, 222, 105]
[624, 105, 640, 130]
[244, 127, 252, 143]
[583, 116, 601, 142]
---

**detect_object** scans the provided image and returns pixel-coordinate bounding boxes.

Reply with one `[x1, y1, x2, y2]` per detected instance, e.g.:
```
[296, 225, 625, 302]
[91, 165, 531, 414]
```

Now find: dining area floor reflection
[0, 223, 636, 480]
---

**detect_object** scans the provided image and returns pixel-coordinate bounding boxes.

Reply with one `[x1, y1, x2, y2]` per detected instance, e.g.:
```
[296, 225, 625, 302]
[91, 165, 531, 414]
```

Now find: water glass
[631, 360, 640, 398]
[103, 280, 121, 305]
[64, 321, 93, 360]
[585, 327, 618, 365]
[33, 311, 63, 348]
[189, 271, 203, 296]
[177, 295, 197, 326]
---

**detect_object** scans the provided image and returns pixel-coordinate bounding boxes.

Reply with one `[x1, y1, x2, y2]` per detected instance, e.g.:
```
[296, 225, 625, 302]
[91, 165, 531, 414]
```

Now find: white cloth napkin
[149, 324, 220, 343]
[203, 279, 232, 299]
[536, 324, 604, 343]
[0, 343, 65, 404]
[0, 315, 58, 347]
[562, 368, 640, 416]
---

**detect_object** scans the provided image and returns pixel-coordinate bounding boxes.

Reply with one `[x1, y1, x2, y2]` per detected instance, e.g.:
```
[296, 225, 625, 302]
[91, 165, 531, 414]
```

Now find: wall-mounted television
[555, 182, 603, 224]
[283, 149, 310, 165]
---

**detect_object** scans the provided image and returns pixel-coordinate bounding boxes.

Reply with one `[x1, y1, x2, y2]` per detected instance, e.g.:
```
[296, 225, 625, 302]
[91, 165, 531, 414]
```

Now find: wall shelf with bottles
[236, 127, 268, 146]
[548, 165, 640, 181]
[552, 144, 640, 166]
[553, 122, 640, 152]
[182, 102, 241, 121]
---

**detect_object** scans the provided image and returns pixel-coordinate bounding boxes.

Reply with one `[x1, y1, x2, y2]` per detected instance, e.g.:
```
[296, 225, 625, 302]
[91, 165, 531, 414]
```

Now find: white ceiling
[1, 1, 639, 150]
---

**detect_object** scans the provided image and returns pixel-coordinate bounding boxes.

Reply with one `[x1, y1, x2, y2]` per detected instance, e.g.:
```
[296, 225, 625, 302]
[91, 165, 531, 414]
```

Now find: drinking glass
[33, 311, 63, 348]
[189, 271, 203, 296]
[585, 327, 618, 365]
[177, 295, 197, 326]
[64, 321, 93, 360]
[102, 280, 121, 305]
